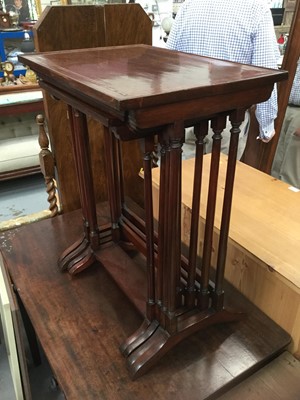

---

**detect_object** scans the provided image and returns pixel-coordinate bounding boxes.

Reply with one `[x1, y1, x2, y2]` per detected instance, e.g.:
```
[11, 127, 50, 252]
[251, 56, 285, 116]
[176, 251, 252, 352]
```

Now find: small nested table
[20, 45, 287, 379]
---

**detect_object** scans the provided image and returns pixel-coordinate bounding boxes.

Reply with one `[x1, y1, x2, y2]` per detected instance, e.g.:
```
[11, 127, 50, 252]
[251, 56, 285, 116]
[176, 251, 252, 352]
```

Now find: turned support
[36, 114, 58, 217]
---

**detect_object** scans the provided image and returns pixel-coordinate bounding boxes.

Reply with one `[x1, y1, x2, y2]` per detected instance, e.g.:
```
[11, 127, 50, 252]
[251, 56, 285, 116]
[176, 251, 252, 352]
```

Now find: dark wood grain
[1, 211, 291, 400]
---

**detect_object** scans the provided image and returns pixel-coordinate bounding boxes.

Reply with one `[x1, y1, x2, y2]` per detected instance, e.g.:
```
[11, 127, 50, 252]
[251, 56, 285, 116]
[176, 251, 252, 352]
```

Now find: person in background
[14, 0, 30, 21]
[166, 0, 280, 160]
[271, 59, 300, 189]
[5, 0, 30, 22]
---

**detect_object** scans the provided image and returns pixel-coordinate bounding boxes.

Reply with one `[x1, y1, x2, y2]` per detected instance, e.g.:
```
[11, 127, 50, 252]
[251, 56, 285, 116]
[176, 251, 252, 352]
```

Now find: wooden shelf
[96, 244, 147, 316]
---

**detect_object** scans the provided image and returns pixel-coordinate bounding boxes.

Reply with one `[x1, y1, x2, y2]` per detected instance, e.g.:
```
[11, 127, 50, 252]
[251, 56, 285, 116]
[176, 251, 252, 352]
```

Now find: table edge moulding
[18, 44, 288, 379]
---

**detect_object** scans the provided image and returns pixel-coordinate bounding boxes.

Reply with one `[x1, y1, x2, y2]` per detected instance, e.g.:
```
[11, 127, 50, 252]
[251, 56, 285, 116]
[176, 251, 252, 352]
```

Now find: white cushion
[0, 135, 40, 173]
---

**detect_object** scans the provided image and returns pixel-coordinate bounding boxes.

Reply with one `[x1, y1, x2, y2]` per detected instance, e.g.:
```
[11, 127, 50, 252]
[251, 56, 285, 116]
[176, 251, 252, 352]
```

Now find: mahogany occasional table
[19, 45, 288, 379]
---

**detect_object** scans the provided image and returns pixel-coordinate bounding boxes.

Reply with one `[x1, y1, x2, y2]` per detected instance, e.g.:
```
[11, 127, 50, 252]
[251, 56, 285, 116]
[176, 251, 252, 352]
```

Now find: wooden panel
[33, 4, 152, 212]
[151, 154, 300, 357]
[42, 98, 80, 211]
[103, 4, 153, 47]
[33, 6, 105, 52]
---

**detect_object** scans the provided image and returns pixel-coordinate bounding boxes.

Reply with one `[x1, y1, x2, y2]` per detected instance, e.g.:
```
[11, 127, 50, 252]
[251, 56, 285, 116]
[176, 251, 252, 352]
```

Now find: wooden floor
[0, 208, 291, 400]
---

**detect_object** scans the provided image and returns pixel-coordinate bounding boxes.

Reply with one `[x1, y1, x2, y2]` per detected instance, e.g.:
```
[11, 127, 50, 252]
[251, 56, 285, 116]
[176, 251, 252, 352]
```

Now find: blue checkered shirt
[166, 0, 280, 139]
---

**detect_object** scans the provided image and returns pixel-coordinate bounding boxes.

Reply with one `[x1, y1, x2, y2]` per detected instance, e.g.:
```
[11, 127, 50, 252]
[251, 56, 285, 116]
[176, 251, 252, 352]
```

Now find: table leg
[186, 120, 208, 308]
[213, 109, 246, 310]
[143, 136, 156, 321]
[103, 126, 123, 242]
[120, 122, 186, 376]
[199, 113, 227, 310]
[120, 112, 247, 378]
[58, 107, 99, 274]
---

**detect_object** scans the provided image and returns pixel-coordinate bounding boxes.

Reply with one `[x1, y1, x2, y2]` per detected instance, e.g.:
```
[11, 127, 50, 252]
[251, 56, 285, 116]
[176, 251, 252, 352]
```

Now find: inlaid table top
[19, 45, 287, 129]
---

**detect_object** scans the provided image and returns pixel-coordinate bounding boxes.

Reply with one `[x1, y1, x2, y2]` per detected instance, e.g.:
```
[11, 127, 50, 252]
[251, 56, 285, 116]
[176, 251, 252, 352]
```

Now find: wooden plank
[0, 210, 291, 400]
[96, 244, 147, 315]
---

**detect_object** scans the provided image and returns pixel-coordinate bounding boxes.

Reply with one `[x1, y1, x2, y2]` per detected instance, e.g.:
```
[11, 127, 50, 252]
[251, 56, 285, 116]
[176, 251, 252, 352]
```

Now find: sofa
[0, 89, 44, 180]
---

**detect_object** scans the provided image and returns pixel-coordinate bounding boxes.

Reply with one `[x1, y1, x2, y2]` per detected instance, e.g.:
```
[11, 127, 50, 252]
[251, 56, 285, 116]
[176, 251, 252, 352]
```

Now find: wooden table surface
[19, 45, 287, 130]
[1, 208, 291, 400]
